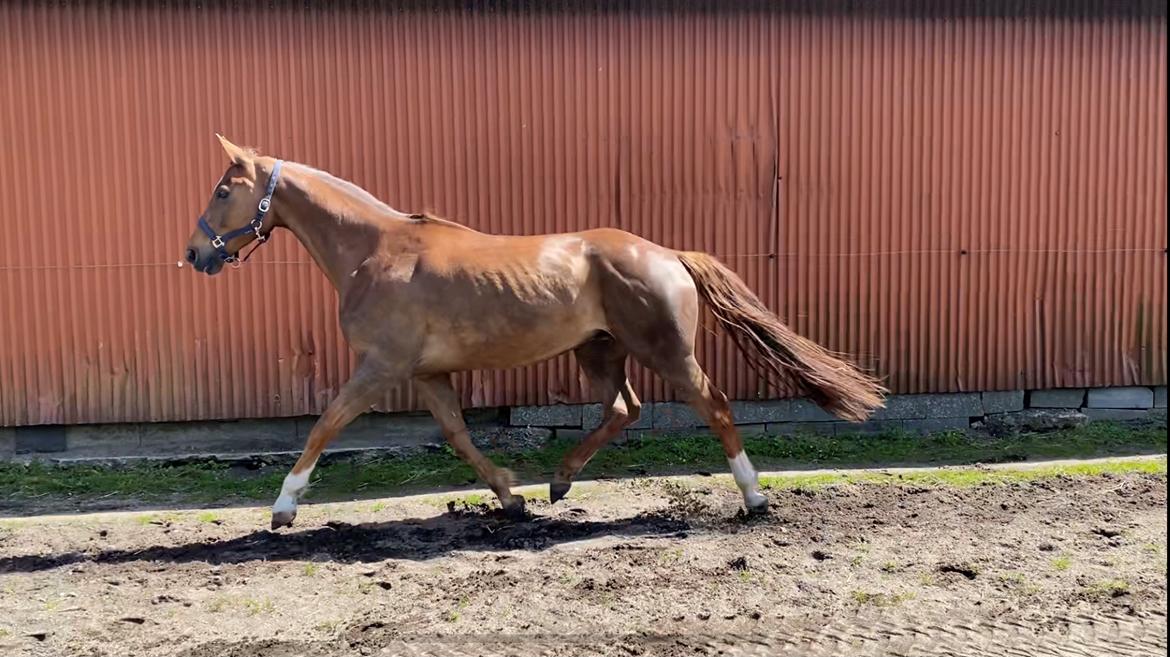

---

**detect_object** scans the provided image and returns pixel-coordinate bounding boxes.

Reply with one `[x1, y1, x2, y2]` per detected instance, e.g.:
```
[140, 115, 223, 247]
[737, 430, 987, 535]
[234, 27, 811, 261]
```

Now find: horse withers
[186, 135, 886, 529]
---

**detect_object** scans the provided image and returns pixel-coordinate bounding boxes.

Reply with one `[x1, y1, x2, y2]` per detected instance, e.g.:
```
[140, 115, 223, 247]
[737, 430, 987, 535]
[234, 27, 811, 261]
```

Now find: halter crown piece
[197, 160, 284, 265]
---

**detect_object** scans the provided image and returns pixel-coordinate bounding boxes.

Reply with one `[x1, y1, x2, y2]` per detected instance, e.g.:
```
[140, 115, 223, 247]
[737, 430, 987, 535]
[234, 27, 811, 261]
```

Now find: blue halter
[197, 159, 284, 264]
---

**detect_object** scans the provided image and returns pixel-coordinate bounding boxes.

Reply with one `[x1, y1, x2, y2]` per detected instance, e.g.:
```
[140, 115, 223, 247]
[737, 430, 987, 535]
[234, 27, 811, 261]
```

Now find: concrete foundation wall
[2, 386, 1165, 463]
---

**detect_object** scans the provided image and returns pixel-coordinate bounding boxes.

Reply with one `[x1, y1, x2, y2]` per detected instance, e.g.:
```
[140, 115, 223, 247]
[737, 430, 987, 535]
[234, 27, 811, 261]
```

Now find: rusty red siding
[0, 2, 1165, 426]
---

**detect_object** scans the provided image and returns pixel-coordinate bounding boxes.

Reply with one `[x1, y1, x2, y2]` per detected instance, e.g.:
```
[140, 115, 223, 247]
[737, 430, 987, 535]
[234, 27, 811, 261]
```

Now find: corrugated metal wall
[0, 2, 1165, 426]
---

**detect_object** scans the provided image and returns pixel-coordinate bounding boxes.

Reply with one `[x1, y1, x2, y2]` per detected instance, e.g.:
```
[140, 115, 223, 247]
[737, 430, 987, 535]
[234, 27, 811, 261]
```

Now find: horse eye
[216, 186, 230, 199]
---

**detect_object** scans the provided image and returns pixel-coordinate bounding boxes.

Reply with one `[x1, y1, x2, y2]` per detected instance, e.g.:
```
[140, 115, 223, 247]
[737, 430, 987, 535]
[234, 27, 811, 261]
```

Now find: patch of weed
[205, 597, 230, 613]
[850, 590, 916, 607]
[445, 595, 470, 622]
[1084, 579, 1130, 599]
[242, 598, 275, 615]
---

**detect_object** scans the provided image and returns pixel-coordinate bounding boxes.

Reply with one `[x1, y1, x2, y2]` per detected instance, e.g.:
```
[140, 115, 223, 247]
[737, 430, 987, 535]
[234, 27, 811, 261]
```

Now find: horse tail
[676, 251, 887, 422]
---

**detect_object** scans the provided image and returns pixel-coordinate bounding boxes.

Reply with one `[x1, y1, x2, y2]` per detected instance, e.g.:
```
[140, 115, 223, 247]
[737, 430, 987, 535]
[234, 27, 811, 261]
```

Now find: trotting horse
[185, 136, 886, 529]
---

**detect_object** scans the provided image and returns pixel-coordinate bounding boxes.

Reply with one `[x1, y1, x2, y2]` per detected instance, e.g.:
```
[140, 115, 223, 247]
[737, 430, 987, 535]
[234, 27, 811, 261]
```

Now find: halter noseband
[197, 159, 284, 265]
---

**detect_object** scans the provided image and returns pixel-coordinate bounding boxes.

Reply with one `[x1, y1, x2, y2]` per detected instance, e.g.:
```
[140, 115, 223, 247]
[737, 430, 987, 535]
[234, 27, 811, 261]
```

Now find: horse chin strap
[197, 159, 284, 267]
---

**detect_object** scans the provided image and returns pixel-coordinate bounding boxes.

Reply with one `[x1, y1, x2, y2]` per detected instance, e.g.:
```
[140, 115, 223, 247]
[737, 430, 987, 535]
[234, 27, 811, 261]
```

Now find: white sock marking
[272, 467, 313, 515]
[728, 451, 768, 508]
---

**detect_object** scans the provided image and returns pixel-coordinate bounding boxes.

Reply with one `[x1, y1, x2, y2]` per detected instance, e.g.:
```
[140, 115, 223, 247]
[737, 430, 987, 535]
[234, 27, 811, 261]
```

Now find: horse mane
[407, 212, 478, 233]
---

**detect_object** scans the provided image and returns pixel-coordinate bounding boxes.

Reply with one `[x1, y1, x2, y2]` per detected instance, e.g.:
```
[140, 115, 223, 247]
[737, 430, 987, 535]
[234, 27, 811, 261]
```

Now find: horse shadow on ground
[0, 506, 708, 575]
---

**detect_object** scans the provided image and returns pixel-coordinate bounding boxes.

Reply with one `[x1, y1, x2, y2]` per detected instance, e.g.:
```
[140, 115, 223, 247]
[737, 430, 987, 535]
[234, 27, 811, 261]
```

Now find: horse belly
[414, 235, 609, 372]
[418, 306, 603, 371]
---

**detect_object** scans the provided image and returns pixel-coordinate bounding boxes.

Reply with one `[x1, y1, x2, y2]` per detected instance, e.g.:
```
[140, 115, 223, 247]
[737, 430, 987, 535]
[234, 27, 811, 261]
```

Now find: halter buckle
[258, 197, 271, 213]
[211, 235, 225, 249]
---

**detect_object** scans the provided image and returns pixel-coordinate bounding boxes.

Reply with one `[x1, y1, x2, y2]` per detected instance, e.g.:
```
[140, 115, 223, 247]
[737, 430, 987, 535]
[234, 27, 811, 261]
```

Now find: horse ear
[215, 133, 256, 179]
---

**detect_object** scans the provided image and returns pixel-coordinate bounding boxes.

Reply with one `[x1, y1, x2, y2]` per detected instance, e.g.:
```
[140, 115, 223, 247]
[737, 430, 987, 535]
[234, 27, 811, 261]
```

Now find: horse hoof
[502, 496, 527, 521]
[746, 497, 770, 515]
[270, 510, 297, 530]
[549, 481, 572, 504]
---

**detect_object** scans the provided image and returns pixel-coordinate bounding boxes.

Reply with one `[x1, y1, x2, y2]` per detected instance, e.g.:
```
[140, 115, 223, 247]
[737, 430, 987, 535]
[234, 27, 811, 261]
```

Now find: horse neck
[272, 163, 406, 291]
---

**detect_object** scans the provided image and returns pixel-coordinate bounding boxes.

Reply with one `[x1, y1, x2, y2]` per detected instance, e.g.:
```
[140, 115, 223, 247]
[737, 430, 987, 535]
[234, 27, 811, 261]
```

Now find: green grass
[242, 597, 275, 615]
[850, 590, 916, 607]
[760, 457, 1166, 490]
[1051, 555, 1073, 571]
[0, 422, 1163, 508]
[445, 595, 471, 622]
[452, 493, 487, 506]
[133, 512, 180, 525]
[1084, 579, 1129, 599]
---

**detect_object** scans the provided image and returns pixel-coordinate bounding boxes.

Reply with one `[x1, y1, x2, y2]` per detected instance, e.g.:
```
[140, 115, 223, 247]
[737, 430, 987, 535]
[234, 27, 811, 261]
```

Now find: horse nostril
[185, 248, 197, 264]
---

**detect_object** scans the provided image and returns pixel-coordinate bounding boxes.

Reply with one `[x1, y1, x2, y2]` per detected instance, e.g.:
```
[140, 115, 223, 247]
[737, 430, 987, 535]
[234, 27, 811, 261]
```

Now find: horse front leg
[270, 358, 397, 529]
[414, 373, 526, 518]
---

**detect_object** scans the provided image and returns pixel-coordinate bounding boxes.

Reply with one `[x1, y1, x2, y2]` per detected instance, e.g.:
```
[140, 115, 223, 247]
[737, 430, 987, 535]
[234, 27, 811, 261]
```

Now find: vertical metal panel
[0, 2, 1165, 426]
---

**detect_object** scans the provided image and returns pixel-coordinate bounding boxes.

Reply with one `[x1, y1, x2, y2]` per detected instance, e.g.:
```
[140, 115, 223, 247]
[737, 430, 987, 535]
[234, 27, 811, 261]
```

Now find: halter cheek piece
[196, 159, 284, 266]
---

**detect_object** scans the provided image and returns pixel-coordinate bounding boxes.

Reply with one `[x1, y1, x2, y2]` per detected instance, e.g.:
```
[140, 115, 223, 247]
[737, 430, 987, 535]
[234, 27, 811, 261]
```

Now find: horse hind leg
[651, 354, 768, 512]
[550, 336, 640, 503]
[597, 245, 765, 511]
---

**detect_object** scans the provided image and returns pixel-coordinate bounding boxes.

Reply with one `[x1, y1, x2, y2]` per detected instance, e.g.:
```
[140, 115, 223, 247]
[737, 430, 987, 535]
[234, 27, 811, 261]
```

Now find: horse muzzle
[185, 246, 225, 275]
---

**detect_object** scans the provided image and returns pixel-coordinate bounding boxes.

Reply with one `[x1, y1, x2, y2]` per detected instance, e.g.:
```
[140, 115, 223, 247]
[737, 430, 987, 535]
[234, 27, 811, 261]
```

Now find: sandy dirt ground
[0, 461, 1166, 657]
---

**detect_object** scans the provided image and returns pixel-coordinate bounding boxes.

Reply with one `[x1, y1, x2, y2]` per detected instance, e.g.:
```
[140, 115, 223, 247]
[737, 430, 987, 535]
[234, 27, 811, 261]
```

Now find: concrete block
[1086, 387, 1154, 410]
[766, 422, 836, 437]
[62, 424, 143, 459]
[786, 399, 837, 423]
[553, 428, 591, 442]
[621, 429, 649, 442]
[310, 413, 444, 450]
[470, 426, 553, 452]
[0, 427, 14, 458]
[869, 395, 929, 420]
[14, 426, 67, 454]
[977, 409, 1088, 436]
[509, 404, 582, 427]
[1028, 388, 1085, 408]
[582, 402, 653, 430]
[981, 390, 1025, 414]
[1155, 387, 1167, 409]
[925, 393, 983, 418]
[736, 423, 769, 437]
[729, 400, 792, 424]
[903, 418, 970, 435]
[652, 402, 706, 429]
[834, 420, 903, 436]
[139, 418, 302, 456]
[1082, 408, 1150, 422]
[458, 407, 507, 427]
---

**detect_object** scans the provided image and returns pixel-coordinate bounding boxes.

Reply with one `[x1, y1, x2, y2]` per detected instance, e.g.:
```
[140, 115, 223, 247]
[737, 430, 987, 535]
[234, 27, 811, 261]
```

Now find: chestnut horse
[185, 136, 885, 529]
